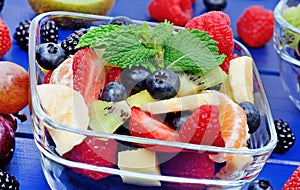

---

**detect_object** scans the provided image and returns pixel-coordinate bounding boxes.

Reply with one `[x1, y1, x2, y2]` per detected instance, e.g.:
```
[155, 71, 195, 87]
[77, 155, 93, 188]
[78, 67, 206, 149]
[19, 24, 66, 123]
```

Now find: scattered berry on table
[61, 28, 89, 55]
[63, 137, 117, 180]
[100, 81, 127, 102]
[0, 18, 11, 58]
[185, 11, 234, 55]
[239, 102, 260, 134]
[0, 0, 5, 12]
[160, 152, 214, 190]
[273, 119, 295, 154]
[220, 53, 238, 74]
[179, 105, 225, 147]
[13, 19, 31, 51]
[148, 0, 193, 26]
[237, 6, 274, 48]
[0, 170, 19, 190]
[204, 0, 227, 11]
[146, 69, 180, 100]
[40, 20, 59, 43]
[248, 179, 273, 190]
[36, 42, 66, 70]
[282, 165, 300, 189]
[108, 16, 133, 26]
[120, 66, 151, 94]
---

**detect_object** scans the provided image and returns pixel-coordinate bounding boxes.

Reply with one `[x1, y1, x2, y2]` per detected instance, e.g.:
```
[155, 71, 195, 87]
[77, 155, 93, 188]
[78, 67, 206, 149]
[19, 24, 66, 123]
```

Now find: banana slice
[228, 56, 254, 104]
[37, 84, 89, 156]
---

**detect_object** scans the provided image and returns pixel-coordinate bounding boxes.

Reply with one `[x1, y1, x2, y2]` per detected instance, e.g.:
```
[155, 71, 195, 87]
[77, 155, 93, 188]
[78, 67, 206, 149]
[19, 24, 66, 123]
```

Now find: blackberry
[274, 119, 295, 154]
[0, 170, 20, 190]
[13, 19, 31, 51]
[40, 20, 59, 43]
[204, 0, 227, 11]
[61, 28, 89, 56]
[108, 16, 133, 26]
[0, 0, 4, 12]
[248, 179, 273, 190]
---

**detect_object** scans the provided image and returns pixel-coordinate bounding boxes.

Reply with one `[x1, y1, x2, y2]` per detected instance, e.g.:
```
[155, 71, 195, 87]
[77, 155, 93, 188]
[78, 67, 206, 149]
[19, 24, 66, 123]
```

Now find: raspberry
[185, 11, 233, 55]
[179, 105, 225, 147]
[283, 166, 300, 190]
[0, 18, 12, 58]
[148, 0, 193, 26]
[161, 152, 214, 190]
[237, 6, 274, 48]
[63, 137, 117, 180]
[220, 53, 238, 74]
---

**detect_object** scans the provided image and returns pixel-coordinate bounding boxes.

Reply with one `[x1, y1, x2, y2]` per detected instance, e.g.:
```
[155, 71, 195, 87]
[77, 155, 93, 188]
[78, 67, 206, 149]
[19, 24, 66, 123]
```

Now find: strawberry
[220, 54, 238, 74]
[185, 11, 234, 55]
[129, 107, 180, 151]
[148, 0, 193, 26]
[0, 18, 12, 58]
[282, 166, 300, 189]
[179, 105, 225, 147]
[43, 70, 53, 84]
[63, 137, 117, 180]
[73, 48, 106, 106]
[105, 66, 122, 85]
[160, 152, 215, 190]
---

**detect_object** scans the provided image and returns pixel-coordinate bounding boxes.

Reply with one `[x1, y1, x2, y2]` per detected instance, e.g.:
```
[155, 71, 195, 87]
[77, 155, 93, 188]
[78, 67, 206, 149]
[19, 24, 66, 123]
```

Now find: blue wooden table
[2, 0, 300, 189]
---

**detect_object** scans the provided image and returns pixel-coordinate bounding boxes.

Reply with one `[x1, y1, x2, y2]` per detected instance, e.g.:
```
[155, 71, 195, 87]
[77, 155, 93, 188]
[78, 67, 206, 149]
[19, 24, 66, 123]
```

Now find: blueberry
[100, 81, 127, 102]
[239, 102, 260, 134]
[146, 70, 180, 100]
[164, 111, 192, 130]
[248, 179, 273, 190]
[204, 0, 227, 11]
[120, 66, 151, 94]
[36, 42, 66, 70]
[108, 16, 133, 26]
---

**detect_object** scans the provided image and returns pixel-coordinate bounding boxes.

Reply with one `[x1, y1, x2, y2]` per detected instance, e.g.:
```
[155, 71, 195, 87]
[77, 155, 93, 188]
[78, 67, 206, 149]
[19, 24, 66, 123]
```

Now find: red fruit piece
[129, 107, 180, 151]
[73, 48, 106, 106]
[105, 66, 122, 85]
[148, 0, 193, 26]
[185, 11, 234, 55]
[0, 18, 12, 58]
[282, 165, 300, 189]
[220, 54, 238, 74]
[0, 114, 15, 168]
[43, 70, 53, 84]
[237, 6, 274, 48]
[179, 105, 225, 147]
[63, 137, 117, 180]
[160, 152, 215, 190]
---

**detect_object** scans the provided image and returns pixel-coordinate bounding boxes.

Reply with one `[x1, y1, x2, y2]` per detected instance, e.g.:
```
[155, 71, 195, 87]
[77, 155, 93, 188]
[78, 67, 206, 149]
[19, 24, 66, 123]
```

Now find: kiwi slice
[177, 66, 227, 97]
[89, 100, 131, 134]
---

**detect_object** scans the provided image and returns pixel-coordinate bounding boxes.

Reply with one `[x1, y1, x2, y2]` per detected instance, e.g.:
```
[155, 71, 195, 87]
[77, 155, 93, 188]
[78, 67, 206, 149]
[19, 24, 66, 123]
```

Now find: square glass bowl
[273, 0, 300, 110]
[28, 11, 277, 190]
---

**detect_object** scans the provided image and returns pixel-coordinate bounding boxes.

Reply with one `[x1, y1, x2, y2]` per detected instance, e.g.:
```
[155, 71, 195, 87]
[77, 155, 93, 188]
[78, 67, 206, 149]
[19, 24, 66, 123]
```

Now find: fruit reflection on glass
[34, 12, 263, 188]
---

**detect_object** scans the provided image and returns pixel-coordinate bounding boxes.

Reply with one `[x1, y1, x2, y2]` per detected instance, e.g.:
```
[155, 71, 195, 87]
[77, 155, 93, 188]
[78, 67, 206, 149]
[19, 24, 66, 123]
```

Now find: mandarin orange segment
[50, 57, 73, 88]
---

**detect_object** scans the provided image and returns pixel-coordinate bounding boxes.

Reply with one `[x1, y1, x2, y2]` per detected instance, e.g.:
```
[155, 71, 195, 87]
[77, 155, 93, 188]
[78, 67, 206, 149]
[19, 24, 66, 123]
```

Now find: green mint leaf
[76, 25, 122, 49]
[164, 29, 225, 74]
[102, 24, 160, 68]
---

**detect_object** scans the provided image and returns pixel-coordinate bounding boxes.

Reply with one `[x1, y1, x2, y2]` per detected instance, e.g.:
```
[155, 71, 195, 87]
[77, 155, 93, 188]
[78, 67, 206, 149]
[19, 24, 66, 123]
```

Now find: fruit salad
[29, 12, 276, 189]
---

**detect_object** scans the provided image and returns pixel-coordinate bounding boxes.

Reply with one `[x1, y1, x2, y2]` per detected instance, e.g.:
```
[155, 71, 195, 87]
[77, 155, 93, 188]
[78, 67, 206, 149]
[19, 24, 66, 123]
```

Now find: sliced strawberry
[129, 107, 180, 152]
[160, 152, 215, 190]
[63, 137, 117, 180]
[43, 70, 53, 84]
[179, 105, 225, 147]
[105, 66, 122, 85]
[73, 48, 106, 106]
[282, 166, 300, 189]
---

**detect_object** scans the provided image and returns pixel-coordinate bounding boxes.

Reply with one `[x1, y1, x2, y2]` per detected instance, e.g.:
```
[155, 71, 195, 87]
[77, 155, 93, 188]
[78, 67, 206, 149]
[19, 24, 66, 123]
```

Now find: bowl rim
[28, 11, 277, 156]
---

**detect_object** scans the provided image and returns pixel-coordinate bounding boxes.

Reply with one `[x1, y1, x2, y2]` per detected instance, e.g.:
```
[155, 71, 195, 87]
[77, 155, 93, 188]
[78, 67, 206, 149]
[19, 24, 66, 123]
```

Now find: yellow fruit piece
[219, 76, 234, 100]
[37, 84, 89, 156]
[118, 148, 161, 186]
[126, 90, 156, 108]
[228, 56, 254, 104]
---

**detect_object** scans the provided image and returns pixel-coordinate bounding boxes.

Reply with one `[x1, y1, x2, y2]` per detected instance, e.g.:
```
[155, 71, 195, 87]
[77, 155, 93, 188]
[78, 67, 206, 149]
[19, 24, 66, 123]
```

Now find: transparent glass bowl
[273, 0, 300, 110]
[28, 11, 277, 190]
